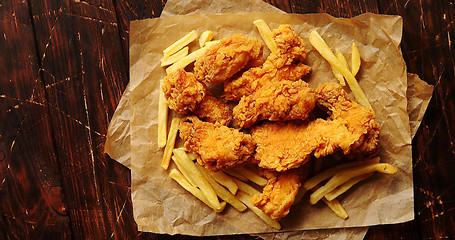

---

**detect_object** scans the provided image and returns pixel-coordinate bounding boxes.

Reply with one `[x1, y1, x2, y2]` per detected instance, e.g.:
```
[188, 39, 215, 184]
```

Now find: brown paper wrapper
[105, 0, 434, 237]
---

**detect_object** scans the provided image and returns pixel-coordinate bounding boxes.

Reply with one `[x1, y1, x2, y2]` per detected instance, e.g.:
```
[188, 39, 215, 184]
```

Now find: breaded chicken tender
[162, 69, 206, 114]
[233, 80, 316, 128]
[194, 94, 233, 126]
[224, 25, 312, 101]
[251, 82, 379, 172]
[194, 34, 264, 84]
[179, 116, 256, 171]
[316, 82, 379, 156]
[251, 167, 308, 220]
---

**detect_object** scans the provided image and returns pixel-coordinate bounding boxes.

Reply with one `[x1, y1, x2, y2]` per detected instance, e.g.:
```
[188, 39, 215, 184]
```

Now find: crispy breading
[179, 116, 256, 171]
[251, 83, 379, 172]
[316, 82, 379, 156]
[233, 80, 316, 128]
[194, 34, 264, 84]
[224, 25, 311, 101]
[194, 94, 233, 126]
[162, 69, 206, 114]
[251, 167, 308, 220]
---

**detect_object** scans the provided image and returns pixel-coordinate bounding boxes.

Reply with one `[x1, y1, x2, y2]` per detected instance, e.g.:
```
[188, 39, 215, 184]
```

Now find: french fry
[163, 30, 198, 58]
[232, 178, 261, 197]
[336, 49, 349, 69]
[172, 155, 197, 186]
[322, 198, 349, 219]
[310, 163, 397, 204]
[204, 40, 220, 47]
[157, 80, 169, 148]
[172, 149, 222, 209]
[309, 30, 371, 109]
[237, 191, 281, 230]
[199, 30, 214, 47]
[160, 117, 181, 169]
[330, 49, 347, 86]
[253, 19, 277, 52]
[324, 173, 373, 201]
[232, 166, 268, 187]
[351, 42, 361, 76]
[223, 168, 249, 182]
[166, 46, 208, 74]
[303, 157, 380, 190]
[196, 164, 247, 212]
[205, 170, 239, 195]
[169, 169, 225, 212]
[161, 46, 189, 67]
[186, 151, 198, 161]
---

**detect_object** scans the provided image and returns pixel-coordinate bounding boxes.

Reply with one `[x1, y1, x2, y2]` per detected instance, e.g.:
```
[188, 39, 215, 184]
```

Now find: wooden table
[1, 0, 454, 239]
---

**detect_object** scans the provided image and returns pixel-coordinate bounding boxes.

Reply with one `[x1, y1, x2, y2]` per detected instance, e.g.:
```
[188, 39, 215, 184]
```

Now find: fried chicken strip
[251, 167, 308, 220]
[233, 80, 316, 128]
[194, 94, 233, 126]
[194, 34, 264, 84]
[316, 82, 379, 156]
[179, 116, 256, 171]
[224, 25, 312, 101]
[251, 82, 379, 172]
[162, 69, 206, 114]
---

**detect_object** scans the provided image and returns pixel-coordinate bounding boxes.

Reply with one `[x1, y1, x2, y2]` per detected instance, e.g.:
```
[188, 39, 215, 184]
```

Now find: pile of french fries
[155, 20, 396, 230]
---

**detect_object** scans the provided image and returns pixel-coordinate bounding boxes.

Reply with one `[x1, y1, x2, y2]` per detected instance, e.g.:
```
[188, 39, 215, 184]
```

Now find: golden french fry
[172, 155, 197, 186]
[351, 42, 361, 76]
[160, 117, 181, 169]
[166, 46, 208, 74]
[223, 168, 249, 182]
[186, 151, 198, 161]
[330, 65, 345, 86]
[204, 40, 220, 48]
[253, 19, 277, 52]
[309, 30, 371, 108]
[196, 164, 247, 212]
[237, 191, 281, 230]
[336, 49, 349, 69]
[199, 30, 214, 47]
[172, 149, 221, 209]
[157, 80, 169, 148]
[169, 169, 226, 212]
[161, 46, 189, 67]
[310, 163, 397, 204]
[322, 198, 349, 219]
[231, 178, 261, 197]
[163, 30, 198, 57]
[324, 173, 373, 201]
[206, 170, 239, 195]
[303, 157, 380, 190]
[232, 166, 268, 187]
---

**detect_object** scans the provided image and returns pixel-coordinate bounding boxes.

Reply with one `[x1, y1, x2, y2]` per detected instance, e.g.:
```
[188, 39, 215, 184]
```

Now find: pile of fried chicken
[162, 25, 380, 221]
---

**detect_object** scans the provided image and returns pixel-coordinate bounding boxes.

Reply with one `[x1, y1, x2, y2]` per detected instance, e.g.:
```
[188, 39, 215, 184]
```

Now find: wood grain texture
[1, 0, 454, 239]
[0, 0, 71, 239]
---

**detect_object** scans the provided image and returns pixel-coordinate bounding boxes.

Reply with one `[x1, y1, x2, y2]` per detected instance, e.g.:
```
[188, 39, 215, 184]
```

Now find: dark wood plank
[0, 0, 71, 239]
[366, 0, 455, 239]
[27, 0, 135, 238]
[265, 0, 379, 16]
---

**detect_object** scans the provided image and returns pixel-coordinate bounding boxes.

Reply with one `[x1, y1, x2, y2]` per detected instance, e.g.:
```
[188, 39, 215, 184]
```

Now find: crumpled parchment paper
[105, 0, 434, 238]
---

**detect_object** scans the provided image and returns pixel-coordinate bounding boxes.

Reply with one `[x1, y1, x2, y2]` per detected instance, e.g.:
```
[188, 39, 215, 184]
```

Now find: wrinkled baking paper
[105, 4, 434, 238]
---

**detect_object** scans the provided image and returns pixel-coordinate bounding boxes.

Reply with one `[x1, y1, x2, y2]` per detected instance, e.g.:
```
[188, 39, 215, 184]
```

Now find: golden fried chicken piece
[316, 82, 379, 156]
[251, 83, 380, 172]
[194, 94, 233, 126]
[179, 116, 256, 171]
[233, 80, 316, 128]
[224, 25, 312, 101]
[194, 34, 264, 84]
[162, 69, 206, 114]
[251, 167, 308, 220]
